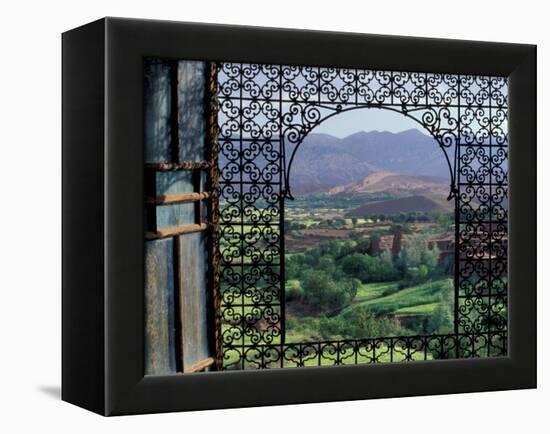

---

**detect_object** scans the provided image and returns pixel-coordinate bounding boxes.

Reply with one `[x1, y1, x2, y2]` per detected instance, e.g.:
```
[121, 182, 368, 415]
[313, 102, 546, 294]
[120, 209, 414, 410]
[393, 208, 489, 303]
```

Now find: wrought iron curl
[215, 60, 508, 369]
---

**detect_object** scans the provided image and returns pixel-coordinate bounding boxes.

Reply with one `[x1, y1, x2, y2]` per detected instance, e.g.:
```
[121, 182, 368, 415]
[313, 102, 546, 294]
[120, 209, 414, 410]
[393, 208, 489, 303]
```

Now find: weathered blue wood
[156, 202, 195, 228]
[144, 59, 211, 374]
[179, 232, 210, 368]
[175, 62, 210, 363]
[144, 239, 177, 375]
[144, 59, 172, 163]
[178, 61, 207, 162]
[156, 171, 194, 195]
[155, 169, 196, 229]
[199, 171, 208, 223]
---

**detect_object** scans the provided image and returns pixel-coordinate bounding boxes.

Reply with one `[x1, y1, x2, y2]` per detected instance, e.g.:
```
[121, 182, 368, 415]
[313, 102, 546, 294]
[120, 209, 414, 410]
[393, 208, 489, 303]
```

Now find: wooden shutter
[144, 59, 218, 374]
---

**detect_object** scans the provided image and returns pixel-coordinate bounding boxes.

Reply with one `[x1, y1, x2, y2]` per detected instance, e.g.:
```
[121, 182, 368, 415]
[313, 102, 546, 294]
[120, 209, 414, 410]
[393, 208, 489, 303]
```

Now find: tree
[341, 253, 379, 282]
[394, 247, 409, 278]
[301, 270, 355, 312]
[421, 244, 440, 273]
[378, 250, 397, 281]
[431, 210, 453, 230]
[285, 280, 304, 302]
[303, 248, 321, 267]
[318, 255, 336, 276]
[343, 278, 361, 300]
[417, 264, 429, 282]
[341, 253, 366, 280]
[319, 240, 340, 257]
[333, 217, 346, 227]
[289, 221, 306, 230]
[351, 217, 358, 226]
[285, 256, 301, 279]
[355, 237, 370, 254]
[407, 234, 425, 268]
[426, 280, 454, 334]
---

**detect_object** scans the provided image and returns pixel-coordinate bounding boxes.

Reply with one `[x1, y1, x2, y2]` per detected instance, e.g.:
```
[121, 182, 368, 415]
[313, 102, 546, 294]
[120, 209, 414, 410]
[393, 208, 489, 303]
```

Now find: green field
[342, 279, 450, 315]
[285, 278, 453, 343]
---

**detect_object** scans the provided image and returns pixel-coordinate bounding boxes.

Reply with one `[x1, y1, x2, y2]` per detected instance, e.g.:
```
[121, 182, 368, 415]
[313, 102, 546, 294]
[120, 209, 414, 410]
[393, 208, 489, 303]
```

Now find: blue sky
[311, 107, 424, 138]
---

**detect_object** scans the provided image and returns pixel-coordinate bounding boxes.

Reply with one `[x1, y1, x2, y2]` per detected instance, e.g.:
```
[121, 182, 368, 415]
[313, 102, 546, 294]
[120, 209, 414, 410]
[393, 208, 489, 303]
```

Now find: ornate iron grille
[215, 62, 508, 370]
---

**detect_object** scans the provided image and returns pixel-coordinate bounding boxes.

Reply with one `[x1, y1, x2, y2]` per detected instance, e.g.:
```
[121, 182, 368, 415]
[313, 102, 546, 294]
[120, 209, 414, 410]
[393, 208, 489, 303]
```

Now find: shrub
[319, 306, 402, 339]
[301, 270, 355, 312]
[426, 279, 454, 334]
[285, 317, 298, 330]
[397, 281, 408, 290]
[355, 237, 370, 254]
[378, 250, 397, 281]
[285, 284, 304, 302]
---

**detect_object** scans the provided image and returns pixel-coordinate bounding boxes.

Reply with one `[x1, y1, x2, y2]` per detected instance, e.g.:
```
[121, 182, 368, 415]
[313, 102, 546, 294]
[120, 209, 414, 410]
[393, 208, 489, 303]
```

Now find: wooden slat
[144, 240, 178, 375]
[145, 162, 210, 171]
[183, 357, 215, 373]
[145, 192, 210, 205]
[173, 236, 185, 373]
[145, 223, 209, 240]
[193, 170, 203, 224]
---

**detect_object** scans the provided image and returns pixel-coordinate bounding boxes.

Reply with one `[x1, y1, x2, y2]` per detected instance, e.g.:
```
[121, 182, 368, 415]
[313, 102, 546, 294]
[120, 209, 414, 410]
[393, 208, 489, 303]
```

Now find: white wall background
[0, 0, 545, 431]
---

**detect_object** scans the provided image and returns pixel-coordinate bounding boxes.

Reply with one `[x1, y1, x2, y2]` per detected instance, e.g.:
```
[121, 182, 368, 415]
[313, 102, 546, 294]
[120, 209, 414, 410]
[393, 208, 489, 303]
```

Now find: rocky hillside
[328, 171, 450, 197]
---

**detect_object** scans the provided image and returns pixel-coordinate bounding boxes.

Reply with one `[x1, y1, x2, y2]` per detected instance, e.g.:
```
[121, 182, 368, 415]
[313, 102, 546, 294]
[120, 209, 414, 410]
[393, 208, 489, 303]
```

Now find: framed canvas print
[62, 17, 536, 415]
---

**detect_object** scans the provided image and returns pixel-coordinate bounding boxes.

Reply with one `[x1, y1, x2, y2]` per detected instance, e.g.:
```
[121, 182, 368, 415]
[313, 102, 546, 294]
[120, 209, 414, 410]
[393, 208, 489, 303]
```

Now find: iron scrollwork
[216, 61, 508, 370]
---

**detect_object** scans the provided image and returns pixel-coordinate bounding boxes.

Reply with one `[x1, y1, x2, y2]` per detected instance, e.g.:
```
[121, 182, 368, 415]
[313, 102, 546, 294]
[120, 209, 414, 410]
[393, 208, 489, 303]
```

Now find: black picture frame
[62, 17, 536, 416]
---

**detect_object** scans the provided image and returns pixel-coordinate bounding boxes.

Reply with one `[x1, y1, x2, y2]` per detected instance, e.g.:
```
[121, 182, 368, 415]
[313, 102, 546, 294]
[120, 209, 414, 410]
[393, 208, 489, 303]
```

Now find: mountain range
[289, 129, 450, 195]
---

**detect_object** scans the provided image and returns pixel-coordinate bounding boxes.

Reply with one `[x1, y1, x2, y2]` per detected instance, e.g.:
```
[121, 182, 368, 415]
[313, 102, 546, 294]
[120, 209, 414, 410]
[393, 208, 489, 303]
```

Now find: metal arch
[282, 104, 458, 201]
